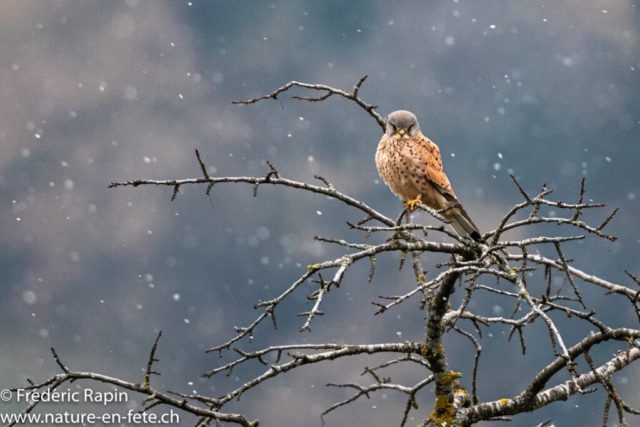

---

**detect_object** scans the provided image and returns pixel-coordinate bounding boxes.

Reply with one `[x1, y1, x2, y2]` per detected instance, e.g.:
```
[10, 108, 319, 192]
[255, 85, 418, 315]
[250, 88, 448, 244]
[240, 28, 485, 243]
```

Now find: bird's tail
[444, 205, 484, 243]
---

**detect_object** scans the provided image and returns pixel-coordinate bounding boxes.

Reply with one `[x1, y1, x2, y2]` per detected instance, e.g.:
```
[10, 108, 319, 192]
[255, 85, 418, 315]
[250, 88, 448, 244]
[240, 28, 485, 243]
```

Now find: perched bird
[375, 110, 483, 242]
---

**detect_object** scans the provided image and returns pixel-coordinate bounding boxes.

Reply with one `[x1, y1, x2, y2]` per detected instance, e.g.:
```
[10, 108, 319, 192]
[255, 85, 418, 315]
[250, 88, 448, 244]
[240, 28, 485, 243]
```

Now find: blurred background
[1, 1, 639, 425]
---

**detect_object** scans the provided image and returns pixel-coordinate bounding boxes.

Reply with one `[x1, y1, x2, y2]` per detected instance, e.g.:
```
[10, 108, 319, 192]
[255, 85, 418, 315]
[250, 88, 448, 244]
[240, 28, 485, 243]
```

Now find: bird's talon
[404, 198, 423, 212]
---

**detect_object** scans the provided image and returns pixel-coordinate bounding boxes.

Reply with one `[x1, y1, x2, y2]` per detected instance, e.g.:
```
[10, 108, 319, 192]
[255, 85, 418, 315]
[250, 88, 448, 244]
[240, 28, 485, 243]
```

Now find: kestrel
[375, 110, 483, 242]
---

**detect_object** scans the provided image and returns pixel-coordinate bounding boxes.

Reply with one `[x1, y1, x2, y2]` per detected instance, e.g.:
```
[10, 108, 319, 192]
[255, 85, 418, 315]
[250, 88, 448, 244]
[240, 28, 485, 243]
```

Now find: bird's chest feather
[376, 138, 421, 200]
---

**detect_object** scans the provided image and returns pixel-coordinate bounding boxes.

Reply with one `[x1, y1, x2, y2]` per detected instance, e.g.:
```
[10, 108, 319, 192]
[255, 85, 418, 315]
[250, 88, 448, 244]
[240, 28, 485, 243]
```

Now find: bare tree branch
[231, 76, 386, 131]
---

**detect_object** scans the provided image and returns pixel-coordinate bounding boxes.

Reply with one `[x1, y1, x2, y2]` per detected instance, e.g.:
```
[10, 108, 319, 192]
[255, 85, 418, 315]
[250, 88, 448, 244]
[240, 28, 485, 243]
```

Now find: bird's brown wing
[403, 133, 484, 242]
[402, 133, 455, 200]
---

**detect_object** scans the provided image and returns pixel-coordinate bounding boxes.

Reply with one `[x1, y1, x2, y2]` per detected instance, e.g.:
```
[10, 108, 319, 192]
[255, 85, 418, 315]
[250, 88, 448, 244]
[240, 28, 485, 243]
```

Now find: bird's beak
[398, 129, 406, 136]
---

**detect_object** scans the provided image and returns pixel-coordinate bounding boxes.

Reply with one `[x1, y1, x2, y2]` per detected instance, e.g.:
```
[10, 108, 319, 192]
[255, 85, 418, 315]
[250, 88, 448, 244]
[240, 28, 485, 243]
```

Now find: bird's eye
[389, 124, 397, 133]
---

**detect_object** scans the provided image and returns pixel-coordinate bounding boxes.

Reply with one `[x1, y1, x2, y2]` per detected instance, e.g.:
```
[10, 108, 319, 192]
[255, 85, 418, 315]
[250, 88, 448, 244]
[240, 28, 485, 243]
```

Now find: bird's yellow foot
[404, 198, 423, 211]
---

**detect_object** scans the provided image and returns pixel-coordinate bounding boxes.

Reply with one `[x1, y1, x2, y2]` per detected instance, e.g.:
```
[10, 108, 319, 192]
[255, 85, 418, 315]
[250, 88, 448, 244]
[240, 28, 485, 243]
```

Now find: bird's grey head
[385, 110, 420, 138]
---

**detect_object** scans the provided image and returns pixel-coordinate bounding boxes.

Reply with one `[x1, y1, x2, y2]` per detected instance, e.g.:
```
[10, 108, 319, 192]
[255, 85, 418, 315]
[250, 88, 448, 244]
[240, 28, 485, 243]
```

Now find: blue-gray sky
[1, 1, 639, 425]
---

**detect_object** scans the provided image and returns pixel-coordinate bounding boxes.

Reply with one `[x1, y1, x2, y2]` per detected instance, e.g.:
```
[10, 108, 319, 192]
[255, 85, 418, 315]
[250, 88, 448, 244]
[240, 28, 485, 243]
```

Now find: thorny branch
[8, 334, 258, 427]
[323, 374, 434, 427]
[232, 75, 386, 131]
[12, 78, 639, 427]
